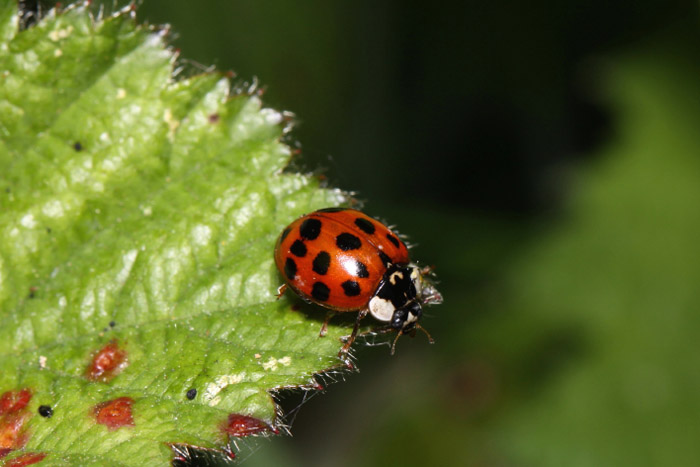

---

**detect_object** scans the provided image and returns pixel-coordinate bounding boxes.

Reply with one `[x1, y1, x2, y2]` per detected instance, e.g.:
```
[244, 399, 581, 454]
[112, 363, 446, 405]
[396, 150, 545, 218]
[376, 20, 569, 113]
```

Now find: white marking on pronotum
[389, 271, 403, 285]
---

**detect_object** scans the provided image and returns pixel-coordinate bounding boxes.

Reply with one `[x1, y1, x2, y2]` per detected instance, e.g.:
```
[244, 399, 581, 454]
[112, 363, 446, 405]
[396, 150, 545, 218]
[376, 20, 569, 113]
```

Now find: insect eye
[391, 308, 408, 329]
[408, 301, 422, 318]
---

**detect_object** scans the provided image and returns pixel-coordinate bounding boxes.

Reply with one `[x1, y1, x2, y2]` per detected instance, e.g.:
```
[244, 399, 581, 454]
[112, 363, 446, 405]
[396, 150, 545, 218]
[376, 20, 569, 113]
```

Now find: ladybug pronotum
[274, 208, 442, 355]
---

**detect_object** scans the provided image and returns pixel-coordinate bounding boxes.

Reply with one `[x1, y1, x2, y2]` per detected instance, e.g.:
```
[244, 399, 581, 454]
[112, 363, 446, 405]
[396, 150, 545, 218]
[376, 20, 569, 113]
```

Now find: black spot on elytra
[316, 207, 346, 213]
[341, 280, 361, 297]
[386, 233, 401, 248]
[300, 218, 322, 240]
[38, 405, 53, 418]
[279, 227, 291, 243]
[311, 282, 330, 301]
[379, 251, 393, 266]
[73, 141, 83, 151]
[284, 258, 297, 280]
[186, 388, 197, 400]
[336, 233, 361, 251]
[355, 261, 369, 278]
[290, 239, 307, 257]
[312, 251, 331, 275]
[354, 217, 375, 234]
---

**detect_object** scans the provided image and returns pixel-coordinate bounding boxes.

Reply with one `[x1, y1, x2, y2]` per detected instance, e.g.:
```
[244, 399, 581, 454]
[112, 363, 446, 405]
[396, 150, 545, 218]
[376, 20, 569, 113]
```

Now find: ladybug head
[389, 300, 422, 330]
[369, 264, 441, 352]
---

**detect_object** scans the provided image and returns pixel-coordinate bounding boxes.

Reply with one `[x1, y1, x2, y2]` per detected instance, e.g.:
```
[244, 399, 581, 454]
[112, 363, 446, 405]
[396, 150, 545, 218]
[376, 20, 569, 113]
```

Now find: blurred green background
[24, 0, 700, 465]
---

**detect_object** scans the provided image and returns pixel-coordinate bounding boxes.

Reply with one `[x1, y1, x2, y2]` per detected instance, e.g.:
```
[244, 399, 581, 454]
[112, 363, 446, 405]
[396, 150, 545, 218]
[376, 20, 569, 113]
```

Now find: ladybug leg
[390, 329, 405, 355]
[318, 311, 336, 337]
[275, 284, 288, 300]
[338, 309, 368, 356]
[415, 324, 435, 344]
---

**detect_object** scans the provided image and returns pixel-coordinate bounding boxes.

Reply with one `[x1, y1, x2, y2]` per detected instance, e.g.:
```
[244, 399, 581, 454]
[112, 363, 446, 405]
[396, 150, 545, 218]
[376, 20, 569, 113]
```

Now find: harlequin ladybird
[274, 208, 442, 355]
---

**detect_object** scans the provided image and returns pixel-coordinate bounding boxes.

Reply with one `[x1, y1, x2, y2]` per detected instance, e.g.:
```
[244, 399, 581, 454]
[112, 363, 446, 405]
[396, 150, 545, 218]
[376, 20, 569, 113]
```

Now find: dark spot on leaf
[186, 388, 197, 400]
[109, 321, 116, 328]
[336, 233, 361, 251]
[45, 228, 51, 234]
[85, 340, 128, 382]
[27, 287, 37, 299]
[290, 239, 307, 257]
[4, 452, 47, 466]
[299, 218, 321, 240]
[92, 397, 134, 430]
[208, 113, 220, 123]
[37, 406, 52, 418]
[221, 414, 278, 437]
[73, 141, 83, 151]
[354, 217, 375, 234]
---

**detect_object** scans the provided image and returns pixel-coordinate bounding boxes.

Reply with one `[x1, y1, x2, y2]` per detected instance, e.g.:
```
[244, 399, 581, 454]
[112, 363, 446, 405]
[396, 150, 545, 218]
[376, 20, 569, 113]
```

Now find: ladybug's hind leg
[319, 311, 336, 337]
[338, 309, 368, 356]
[275, 284, 288, 300]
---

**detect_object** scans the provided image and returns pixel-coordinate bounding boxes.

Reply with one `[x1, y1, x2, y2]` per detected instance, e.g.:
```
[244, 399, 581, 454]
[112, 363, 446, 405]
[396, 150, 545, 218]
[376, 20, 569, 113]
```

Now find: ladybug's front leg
[338, 309, 368, 356]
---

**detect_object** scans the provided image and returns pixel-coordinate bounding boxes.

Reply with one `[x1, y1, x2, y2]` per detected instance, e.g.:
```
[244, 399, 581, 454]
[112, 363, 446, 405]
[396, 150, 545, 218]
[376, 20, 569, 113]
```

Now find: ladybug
[274, 207, 442, 355]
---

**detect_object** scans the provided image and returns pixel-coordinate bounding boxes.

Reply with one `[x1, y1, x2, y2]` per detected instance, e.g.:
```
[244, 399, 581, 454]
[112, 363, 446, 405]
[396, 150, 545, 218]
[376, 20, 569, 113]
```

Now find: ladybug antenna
[390, 324, 434, 355]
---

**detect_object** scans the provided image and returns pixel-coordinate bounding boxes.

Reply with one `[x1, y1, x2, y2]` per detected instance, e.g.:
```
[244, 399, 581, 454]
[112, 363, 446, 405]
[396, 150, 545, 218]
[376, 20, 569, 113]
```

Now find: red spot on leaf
[92, 397, 134, 430]
[221, 414, 278, 437]
[86, 340, 128, 382]
[0, 389, 33, 456]
[0, 413, 30, 453]
[0, 389, 32, 415]
[5, 452, 47, 466]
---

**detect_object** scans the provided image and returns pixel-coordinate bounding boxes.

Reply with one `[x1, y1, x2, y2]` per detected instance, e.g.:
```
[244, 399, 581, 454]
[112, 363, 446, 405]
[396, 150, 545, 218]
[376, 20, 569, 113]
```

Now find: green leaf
[0, 1, 351, 464]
